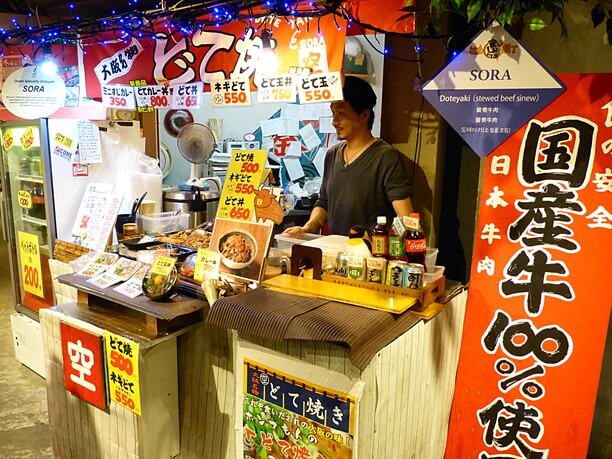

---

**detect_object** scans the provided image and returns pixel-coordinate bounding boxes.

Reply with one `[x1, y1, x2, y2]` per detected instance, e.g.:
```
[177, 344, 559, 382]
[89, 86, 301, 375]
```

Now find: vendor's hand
[282, 226, 306, 238]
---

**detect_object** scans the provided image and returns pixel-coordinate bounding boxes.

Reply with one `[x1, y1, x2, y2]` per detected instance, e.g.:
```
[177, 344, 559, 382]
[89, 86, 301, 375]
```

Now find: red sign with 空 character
[60, 322, 107, 410]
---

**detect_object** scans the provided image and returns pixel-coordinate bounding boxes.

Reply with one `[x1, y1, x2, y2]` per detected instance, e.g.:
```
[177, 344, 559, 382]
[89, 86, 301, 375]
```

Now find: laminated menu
[76, 252, 118, 277]
[113, 265, 149, 298]
[86, 258, 142, 289]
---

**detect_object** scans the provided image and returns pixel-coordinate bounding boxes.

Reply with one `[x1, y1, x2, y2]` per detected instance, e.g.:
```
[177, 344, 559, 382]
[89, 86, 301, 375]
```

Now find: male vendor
[284, 76, 413, 237]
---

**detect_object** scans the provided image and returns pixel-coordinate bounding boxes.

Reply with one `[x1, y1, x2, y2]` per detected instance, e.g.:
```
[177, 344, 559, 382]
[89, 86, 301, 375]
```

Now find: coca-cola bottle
[371, 216, 389, 258]
[404, 213, 427, 269]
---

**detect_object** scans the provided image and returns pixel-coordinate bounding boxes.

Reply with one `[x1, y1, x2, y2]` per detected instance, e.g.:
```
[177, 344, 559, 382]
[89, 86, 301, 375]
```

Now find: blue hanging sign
[422, 21, 565, 157]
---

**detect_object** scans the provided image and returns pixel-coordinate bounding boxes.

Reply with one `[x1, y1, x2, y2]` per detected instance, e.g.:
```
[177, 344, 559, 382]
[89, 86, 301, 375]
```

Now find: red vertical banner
[445, 73, 612, 458]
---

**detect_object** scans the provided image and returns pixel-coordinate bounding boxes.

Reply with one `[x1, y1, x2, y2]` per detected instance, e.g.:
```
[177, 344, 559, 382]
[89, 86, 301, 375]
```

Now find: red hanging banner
[81, 15, 346, 100]
[445, 73, 612, 458]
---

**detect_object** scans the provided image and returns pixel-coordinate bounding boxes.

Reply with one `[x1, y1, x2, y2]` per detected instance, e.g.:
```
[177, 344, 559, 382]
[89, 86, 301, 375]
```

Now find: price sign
[298, 71, 343, 105]
[171, 82, 202, 109]
[210, 78, 251, 107]
[135, 85, 171, 109]
[257, 74, 297, 104]
[105, 332, 141, 415]
[150, 256, 176, 276]
[101, 85, 136, 109]
[20, 127, 35, 150]
[217, 150, 268, 221]
[193, 249, 221, 282]
[17, 190, 32, 209]
[53, 131, 75, 150]
[17, 231, 44, 298]
[2, 129, 14, 150]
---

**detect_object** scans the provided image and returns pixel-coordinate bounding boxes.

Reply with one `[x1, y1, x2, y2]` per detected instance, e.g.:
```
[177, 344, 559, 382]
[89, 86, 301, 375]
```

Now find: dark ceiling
[0, 0, 182, 20]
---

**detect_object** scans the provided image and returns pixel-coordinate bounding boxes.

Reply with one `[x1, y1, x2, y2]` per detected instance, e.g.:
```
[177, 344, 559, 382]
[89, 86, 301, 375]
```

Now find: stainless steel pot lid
[164, 189, 220, 201]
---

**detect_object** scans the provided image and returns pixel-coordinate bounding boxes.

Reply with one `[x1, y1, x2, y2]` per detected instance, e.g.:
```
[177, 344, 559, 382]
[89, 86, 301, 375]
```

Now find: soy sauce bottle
[404, 213, 427, 269]
[371, 216, 389, 258]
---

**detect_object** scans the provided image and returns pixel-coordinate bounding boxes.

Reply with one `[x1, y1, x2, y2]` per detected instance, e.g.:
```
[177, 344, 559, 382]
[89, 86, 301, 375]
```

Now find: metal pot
[163, 186, 220, 228]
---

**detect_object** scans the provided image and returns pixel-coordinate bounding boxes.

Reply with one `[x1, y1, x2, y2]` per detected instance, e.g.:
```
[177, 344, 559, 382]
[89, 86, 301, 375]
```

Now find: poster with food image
[209, 218, 273, 284]
[237, 343, 364, 459]
[114, 265, 149, 298]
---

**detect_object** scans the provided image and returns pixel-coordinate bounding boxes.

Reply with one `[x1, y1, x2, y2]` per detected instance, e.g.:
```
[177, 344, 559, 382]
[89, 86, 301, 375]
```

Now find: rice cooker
[163, 184, 220, 227]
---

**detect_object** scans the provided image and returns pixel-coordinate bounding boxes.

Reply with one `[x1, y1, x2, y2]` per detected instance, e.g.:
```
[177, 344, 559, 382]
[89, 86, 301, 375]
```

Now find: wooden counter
[41, 272, 467, 459]
[40, 275, 207, 459]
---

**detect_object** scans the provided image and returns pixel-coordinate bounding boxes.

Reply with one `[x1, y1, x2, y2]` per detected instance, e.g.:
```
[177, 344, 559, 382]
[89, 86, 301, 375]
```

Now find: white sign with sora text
[1, 66, 66, 118]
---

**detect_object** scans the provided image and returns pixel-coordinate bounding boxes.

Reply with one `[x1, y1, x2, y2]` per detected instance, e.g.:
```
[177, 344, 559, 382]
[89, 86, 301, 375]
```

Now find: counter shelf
[57, 273, 207, 336]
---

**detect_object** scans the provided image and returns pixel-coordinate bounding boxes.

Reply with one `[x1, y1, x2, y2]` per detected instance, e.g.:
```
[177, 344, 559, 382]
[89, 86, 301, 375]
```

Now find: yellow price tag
[17, 231, 44, 298]
[193, 249, 221, 282]
[53, 131, 74, 149]
[17, 190, 32, 209]
[3, 130, 14, 150]
[150, 256, 175, 276]
[105, 332, 141, 415]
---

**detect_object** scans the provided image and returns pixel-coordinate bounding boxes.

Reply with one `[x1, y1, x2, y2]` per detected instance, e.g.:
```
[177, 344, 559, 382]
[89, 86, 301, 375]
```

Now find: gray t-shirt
[314, 139, 412, 235]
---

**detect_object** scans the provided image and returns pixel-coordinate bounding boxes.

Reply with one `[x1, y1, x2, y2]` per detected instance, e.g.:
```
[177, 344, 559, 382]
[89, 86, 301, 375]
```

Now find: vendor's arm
[282, 206, 328, 237]
[392, 196, 414, 218]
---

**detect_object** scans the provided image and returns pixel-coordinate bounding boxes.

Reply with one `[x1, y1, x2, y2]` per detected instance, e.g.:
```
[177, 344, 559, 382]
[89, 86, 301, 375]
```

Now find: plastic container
[425, 248, 439, 271]
[423, 265, 445, 285]
[140, 212, 190, 235]
[274, 233, 323, 254]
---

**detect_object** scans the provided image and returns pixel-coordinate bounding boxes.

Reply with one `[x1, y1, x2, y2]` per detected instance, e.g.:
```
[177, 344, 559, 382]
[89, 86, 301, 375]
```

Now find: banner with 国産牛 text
[445, 73, 612, 458]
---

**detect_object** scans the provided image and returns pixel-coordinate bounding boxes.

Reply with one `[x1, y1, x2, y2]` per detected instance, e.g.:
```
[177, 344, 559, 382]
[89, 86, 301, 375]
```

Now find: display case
[1, 120, 56, 317]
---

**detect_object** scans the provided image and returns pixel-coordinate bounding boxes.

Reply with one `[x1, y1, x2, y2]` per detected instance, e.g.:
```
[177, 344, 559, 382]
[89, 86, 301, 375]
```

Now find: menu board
[216, 150, 268, 222]
[70, 183, 122, 251]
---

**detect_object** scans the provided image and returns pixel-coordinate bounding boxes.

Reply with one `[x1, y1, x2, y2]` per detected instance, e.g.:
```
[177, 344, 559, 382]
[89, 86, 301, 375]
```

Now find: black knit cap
[342, 75, 376, 113]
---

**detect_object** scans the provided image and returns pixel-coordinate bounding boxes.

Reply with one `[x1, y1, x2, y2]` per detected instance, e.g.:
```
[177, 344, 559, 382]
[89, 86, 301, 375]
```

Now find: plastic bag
[115, 145, 163, 214]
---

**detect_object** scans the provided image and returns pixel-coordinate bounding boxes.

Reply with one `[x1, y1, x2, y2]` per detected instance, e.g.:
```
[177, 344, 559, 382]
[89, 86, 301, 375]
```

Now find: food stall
[3, 0, 608, 458]
[0, 2, 467, 457]
[39, 214, 467, 458]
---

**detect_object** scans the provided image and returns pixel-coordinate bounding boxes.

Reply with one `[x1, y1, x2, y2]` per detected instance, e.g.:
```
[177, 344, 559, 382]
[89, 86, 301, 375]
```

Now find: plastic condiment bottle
[371, 216, 389, 258]
[388, 216, 407, 261]
[404, 212, 427, 269]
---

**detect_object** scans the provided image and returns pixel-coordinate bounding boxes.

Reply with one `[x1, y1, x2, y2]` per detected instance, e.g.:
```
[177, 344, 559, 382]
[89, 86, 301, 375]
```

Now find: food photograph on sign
[209, 218, 273, 283]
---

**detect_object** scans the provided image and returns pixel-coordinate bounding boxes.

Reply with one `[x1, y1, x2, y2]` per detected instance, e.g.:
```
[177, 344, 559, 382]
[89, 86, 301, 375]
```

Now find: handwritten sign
[18, 231, 44, 298]
[70, 185, 122, 251]
[193, 249, 221, 282]
[217, 150, 267, 221]
[298, 71, 342, 104]
[20, 127, 35, 150]
[77, 120, 102, 164]
[17, 190, 32, 209]
[2, 129, 14, 150]
[171, 82, 202, 109]
[150, 256, 176, 276]
[210, 78, 251, 107]
[101, 85, 136, 109]
[257, 74, 297, 104]
[105, 332, 141, 415]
